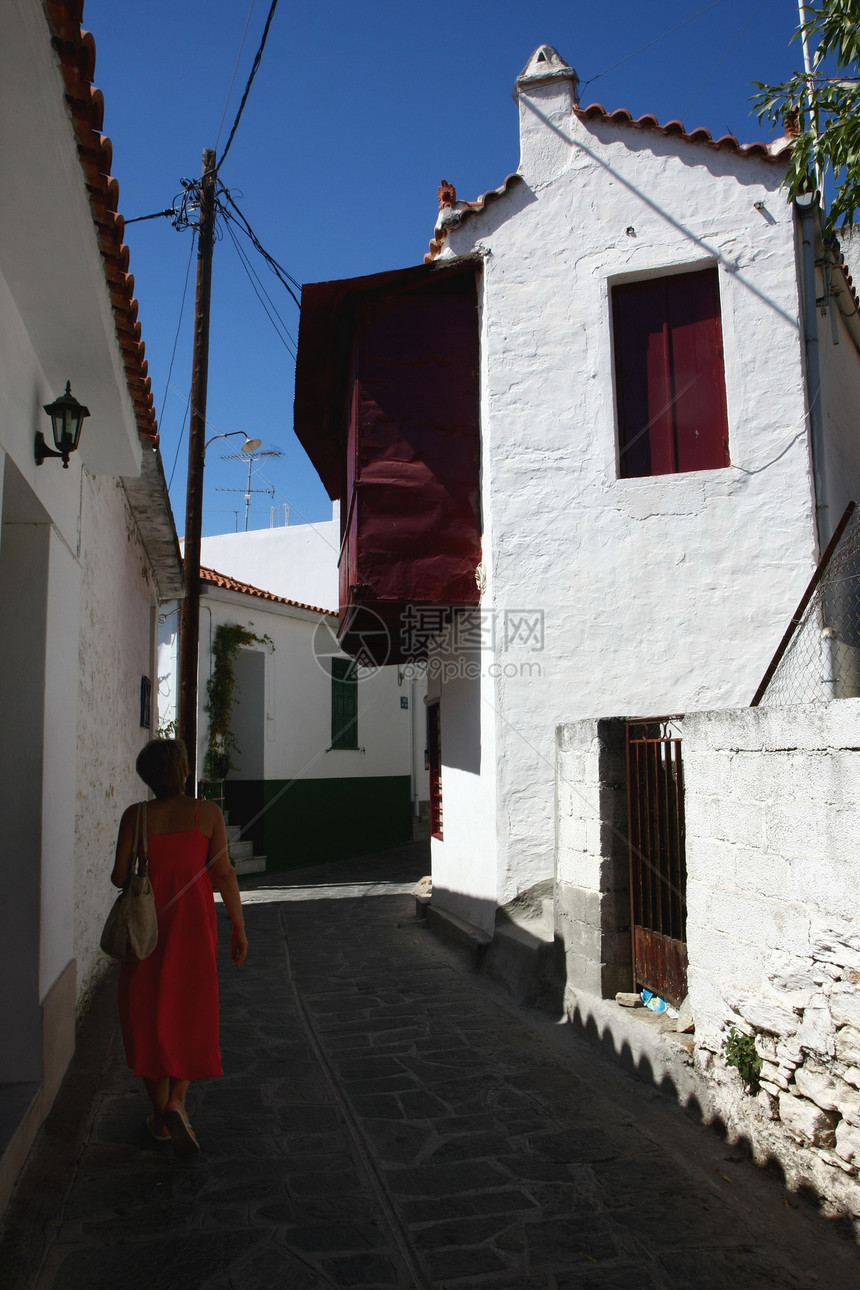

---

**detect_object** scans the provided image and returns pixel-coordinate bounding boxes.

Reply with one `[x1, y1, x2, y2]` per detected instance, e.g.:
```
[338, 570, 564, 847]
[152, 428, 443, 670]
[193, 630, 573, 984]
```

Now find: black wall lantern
[35, 381, 90, 468]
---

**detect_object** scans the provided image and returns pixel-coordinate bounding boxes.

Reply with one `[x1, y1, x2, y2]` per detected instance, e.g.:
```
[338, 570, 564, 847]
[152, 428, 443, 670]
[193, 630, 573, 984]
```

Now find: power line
[125, 208, 176, 225]
[159, 233, 197, 425]
[682, 0, 767, 118]
[216, 0, 281, 173]
[579, 0, 730, 93]
[215, 0, 258, 151]
[221, 189, 302, 306]
[223, 217, 298, 359]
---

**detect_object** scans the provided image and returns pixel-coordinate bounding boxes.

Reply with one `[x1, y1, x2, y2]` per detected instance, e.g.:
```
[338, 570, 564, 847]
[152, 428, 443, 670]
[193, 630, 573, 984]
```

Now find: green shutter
[331, 658, 358, 749]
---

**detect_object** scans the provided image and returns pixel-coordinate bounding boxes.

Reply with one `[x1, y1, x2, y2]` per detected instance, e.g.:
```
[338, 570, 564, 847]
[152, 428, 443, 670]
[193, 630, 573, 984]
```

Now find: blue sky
[84, 0, 804, 538]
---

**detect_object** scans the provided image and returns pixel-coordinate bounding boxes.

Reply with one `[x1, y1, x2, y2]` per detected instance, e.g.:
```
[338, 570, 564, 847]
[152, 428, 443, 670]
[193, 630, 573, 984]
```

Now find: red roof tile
[45, 1, 157, 442]
[426, 103, 791, 261]
[200, 567, 335, 617]
[574, 102, 790, 161]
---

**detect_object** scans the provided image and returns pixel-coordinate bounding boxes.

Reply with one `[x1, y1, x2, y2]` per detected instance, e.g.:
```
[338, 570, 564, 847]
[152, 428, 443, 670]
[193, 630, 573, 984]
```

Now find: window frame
[330, 656, 359, 750]
[611, 266, 730, 480]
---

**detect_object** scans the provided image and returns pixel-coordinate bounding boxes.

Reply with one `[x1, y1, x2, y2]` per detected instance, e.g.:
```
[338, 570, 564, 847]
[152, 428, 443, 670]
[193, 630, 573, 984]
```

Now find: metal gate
[626, 717, 687, 1005]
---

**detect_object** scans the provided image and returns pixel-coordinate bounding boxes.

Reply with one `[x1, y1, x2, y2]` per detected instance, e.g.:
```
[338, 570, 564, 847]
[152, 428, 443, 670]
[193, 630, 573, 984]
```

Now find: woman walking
[111, 738, 247, 1156]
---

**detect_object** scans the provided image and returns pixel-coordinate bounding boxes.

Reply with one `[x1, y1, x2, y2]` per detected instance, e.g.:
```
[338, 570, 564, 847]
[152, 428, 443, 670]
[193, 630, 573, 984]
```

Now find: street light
[205, 431, 262, 454]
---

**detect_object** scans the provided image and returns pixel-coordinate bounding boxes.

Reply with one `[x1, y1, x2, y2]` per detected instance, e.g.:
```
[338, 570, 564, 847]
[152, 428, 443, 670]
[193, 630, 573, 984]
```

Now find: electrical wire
[215, 0, 258, 151]
[216, 0, 281, 173]
[158, 233, 197, 426]
[223, 217, 298, 359]
[125, 208, 177, 225]
[579, 0, 730, 93]
[220, 189, 302, 307]
[682, 0, 767, 118]
[221, 188, 301, 290]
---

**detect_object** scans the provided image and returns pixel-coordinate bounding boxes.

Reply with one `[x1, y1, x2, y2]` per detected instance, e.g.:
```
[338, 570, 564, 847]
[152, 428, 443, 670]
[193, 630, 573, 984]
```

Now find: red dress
[118, 813, 222, 1080]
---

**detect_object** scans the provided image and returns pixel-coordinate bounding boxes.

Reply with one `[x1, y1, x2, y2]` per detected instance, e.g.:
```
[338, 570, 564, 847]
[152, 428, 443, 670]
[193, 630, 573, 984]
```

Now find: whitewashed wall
[200, 505, 339, 610]
[198, 587, 413, 784]
[684, 701, 860, 1213]
[430, 55, 860, 927]
[74, 474, 157, 1005]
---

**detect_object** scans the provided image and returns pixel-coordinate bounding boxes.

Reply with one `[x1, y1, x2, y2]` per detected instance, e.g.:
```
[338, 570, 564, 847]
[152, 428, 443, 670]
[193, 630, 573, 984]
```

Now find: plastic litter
[639, 988, 679, 1019]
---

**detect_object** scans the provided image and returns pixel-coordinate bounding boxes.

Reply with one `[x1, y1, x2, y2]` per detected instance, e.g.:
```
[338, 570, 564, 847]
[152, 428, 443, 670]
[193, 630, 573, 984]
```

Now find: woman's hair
[136, 738, 188, 797]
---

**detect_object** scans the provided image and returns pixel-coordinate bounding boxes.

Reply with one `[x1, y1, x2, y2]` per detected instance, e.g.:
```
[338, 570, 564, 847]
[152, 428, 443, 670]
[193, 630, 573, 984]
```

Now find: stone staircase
[225, 818, 266, 877]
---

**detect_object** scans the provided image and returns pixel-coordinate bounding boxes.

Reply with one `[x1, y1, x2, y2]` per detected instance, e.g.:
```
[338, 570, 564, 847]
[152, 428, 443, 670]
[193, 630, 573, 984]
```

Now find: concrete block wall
[683, 701, 860, 1215]
[555, 718, 631, 998]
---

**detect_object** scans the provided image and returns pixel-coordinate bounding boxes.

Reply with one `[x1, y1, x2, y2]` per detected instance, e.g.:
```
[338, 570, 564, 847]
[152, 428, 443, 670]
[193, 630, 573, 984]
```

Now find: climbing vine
[204, 623, 272, 782]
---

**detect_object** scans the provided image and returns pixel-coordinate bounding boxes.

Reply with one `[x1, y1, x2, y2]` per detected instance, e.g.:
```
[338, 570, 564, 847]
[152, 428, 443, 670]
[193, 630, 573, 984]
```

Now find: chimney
[514, 45, 579, 185]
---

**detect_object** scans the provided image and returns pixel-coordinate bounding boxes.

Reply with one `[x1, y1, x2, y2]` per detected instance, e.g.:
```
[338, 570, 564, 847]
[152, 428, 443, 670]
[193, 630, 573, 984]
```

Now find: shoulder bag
[100, 802, 158, 962]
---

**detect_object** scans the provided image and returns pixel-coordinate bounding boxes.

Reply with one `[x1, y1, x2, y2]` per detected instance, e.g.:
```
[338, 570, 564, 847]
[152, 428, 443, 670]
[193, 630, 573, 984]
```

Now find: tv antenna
[217, 447, 283, 531]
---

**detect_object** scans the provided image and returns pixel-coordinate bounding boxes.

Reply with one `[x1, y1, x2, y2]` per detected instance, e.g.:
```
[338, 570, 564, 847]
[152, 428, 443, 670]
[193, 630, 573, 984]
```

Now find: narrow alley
[2, 844, 857, 1290]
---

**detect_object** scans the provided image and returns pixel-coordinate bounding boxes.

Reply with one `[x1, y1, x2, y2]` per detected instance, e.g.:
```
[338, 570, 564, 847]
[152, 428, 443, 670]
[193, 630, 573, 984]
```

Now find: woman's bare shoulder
[194, 798, 224, 829]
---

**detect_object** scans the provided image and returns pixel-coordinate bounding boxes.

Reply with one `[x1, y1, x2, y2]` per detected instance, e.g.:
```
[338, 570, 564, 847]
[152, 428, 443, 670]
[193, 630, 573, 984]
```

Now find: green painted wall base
[225, 776, 413, 870]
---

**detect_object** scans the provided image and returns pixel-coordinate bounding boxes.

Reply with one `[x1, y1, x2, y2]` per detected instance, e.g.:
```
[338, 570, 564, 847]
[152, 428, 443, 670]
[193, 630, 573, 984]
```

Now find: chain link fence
[755, 503, 860, 706]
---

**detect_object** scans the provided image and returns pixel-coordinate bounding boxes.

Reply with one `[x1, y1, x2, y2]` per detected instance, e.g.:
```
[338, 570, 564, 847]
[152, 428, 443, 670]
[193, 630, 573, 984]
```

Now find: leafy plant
[204, 623, 272, 782]
[723, 1027, 762, 1093]
[752, 0, 860, 233]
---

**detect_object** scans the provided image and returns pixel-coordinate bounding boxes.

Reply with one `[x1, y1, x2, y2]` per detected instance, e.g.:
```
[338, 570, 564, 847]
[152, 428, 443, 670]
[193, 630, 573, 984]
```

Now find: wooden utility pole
[178, 148, 217, 786]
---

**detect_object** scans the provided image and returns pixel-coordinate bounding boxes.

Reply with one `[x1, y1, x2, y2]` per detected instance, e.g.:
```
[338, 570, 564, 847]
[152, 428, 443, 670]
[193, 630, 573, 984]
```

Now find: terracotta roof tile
[574, 102, 790, 161]
[45, 1, 157, 442]
[200, 567, 335, 617]
[426, 103, 791, 261]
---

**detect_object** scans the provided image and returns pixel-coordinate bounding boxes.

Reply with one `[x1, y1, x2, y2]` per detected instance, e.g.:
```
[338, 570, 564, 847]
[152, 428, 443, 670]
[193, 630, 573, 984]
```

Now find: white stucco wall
[197, 587, 414, 785]
[74, 473, 159, 1005]
[429, 60, 860, 924]
[683, 701, 860, 1208]
[199, 504, 339, 610]
[427, 627, 499, 933]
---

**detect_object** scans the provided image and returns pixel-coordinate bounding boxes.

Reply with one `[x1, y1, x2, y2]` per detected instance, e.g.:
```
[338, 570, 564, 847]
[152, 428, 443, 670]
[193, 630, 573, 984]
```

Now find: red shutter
[614, 269, 729, 478]
[666, 271, 729, 473]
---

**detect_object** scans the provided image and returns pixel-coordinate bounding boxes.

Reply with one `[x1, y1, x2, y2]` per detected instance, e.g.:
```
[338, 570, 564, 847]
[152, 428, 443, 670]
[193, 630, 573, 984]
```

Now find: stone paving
[2, 842, 859, 1289]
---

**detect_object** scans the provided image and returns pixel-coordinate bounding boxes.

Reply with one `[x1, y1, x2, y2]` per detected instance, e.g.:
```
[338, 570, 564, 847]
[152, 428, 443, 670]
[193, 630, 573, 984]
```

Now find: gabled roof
[427, 43, 792, 262]
[201, 567, 334, 617]
[45, 0, 157, 443]
[574, 102, 791, 163]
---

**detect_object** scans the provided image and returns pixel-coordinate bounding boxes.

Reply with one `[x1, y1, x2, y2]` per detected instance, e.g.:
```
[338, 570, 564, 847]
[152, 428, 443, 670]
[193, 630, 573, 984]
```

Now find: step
[483, 916, 565, 1012]
[229, 839, 254, 862]
[234, 855, 266, 876]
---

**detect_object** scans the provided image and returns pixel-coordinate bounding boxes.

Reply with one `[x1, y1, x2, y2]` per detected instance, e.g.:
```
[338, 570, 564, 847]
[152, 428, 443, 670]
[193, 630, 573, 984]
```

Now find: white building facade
[422, 46, 860, 934]
[158, 524, 428, 868]
[0, 0, 182, 1212]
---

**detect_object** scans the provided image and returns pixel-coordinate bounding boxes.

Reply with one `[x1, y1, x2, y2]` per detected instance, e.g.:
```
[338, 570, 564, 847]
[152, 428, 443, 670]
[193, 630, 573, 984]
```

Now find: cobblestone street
[2, 843, 858, 1289]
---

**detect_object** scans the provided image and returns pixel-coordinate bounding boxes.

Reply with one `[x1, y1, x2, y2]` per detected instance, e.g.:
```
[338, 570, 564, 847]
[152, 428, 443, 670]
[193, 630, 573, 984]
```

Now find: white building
[422, 45, 860, 938]
[158, 521, 428, 867]
[295, 42, 860, 962]
[0, 0, 182, 1212]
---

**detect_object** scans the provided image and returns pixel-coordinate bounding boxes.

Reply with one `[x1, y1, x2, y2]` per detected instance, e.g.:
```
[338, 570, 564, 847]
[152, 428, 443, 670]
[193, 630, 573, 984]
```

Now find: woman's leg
[162, 1079, 199, 1155]
[166, 1078, 191, 1117]
[143, 1076, 170, 1138]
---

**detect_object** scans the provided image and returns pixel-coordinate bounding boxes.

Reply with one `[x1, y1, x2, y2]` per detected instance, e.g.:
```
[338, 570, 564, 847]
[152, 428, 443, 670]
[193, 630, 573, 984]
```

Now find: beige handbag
[100, 802, 158, 962]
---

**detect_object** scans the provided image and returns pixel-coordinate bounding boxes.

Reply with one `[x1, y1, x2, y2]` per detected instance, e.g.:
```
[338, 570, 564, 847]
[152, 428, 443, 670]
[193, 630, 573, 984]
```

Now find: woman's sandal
[162, 1106, 200, 1158]
[146, 1113, 171, 1142]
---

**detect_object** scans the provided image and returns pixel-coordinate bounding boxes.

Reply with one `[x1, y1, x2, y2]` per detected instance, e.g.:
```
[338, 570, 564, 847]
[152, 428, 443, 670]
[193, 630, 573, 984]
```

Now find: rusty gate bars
[626, 717, 688, 1005]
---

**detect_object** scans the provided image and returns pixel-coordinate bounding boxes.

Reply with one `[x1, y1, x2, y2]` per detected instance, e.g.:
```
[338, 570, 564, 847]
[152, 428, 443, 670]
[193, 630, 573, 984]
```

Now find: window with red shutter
[612, 268, 730, 478]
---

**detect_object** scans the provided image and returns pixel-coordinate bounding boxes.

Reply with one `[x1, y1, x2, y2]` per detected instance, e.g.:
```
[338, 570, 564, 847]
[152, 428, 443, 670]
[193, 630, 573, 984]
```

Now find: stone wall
[683, 702, 860, 1212]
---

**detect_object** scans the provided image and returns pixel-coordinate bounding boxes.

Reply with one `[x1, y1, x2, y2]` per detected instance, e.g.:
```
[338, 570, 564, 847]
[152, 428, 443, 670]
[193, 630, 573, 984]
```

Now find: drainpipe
[820, 626, 838, 700]
[796, 192, 829, 549]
